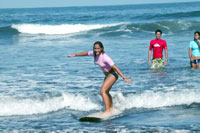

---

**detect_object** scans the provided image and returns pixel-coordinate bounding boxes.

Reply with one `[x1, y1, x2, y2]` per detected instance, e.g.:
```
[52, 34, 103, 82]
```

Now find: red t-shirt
[149, 39, 167, 59]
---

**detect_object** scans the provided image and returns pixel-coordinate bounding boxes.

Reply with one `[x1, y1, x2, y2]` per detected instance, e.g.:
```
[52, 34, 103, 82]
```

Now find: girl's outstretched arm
[112, 65, 131, 83]
[68, 52, 88, 58]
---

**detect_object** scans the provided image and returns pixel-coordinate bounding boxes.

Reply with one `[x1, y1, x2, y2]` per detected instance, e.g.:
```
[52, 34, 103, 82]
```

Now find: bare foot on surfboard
[102, 108, 121, 116]
[102, 110, 112, 116]
[79, 108, 122, 122]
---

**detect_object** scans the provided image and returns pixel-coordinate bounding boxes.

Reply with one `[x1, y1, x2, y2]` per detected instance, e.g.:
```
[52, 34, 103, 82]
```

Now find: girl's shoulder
[102, 53, 113, 61]
[190, 40, 195, 44]
[102, 52, 109, 58]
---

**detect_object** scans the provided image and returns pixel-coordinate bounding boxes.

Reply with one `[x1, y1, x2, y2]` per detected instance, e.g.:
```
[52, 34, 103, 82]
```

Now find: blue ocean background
[0, 1, 200, 132]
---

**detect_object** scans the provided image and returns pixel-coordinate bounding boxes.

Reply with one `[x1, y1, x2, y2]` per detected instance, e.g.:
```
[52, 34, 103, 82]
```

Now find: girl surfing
[68, 41, 131, 115]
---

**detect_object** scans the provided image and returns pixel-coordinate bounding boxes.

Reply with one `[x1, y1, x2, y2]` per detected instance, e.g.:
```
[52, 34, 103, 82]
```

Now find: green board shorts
[151, 58, 164, 69]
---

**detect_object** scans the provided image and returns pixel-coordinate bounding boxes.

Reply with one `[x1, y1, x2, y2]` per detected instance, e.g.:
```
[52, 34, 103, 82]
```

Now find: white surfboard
[79, 109, 121, 122]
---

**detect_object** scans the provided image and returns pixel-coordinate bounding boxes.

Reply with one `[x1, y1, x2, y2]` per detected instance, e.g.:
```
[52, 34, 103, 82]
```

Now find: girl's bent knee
[100, 89, 109, 95]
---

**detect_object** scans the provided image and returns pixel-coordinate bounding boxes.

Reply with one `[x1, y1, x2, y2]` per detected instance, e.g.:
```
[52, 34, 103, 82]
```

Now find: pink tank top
[88, 51, 115, 72]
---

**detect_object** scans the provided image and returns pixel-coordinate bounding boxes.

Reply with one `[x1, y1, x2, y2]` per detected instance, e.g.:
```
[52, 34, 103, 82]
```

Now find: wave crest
[1, 89, 200, 116]
[11, 23, 122, 35]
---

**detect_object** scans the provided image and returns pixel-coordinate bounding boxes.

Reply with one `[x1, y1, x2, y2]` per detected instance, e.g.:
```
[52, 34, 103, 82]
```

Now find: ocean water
[0, 1, 200, 132]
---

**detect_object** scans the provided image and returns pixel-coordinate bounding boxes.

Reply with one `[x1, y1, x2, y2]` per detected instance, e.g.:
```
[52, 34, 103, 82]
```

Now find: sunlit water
[0, 2, 200, 132]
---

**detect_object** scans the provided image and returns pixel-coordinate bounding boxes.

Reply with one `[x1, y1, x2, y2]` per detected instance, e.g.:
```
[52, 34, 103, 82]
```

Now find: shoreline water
[0, 1, 200, 132]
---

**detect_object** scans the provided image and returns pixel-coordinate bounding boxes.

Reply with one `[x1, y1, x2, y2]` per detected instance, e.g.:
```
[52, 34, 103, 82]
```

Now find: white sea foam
[113, 89, 200, 110]
[1, 89, 200, 116]
[0, 93, 101, 116]
[11, 23, 122, 35]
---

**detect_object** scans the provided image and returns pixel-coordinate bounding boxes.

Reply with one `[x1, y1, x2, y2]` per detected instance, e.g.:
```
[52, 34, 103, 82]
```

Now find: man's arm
[148, 50, 152, 64]
[164, 49, 168, 65]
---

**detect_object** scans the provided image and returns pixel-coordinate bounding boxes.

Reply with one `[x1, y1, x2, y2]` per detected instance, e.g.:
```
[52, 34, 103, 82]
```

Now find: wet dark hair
[194, 31, 200, 40]
[93, 41, 105, 62]
[155, 29, 162, 35]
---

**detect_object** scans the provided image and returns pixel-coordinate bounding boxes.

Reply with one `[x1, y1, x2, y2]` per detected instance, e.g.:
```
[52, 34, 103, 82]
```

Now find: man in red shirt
[148, 29, 168, 69]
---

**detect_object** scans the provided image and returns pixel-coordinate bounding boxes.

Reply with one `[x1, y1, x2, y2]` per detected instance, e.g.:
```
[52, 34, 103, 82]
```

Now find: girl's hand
[190, 56, 194, 61]
[68, 54, 76, 58]
[123, 78, 131, 83]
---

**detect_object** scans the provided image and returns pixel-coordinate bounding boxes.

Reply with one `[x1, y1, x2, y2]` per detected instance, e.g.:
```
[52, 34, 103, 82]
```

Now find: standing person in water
[189, 31, 200, 68]
[148, 29, 168, 69]
[68, 41, 131, 115]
